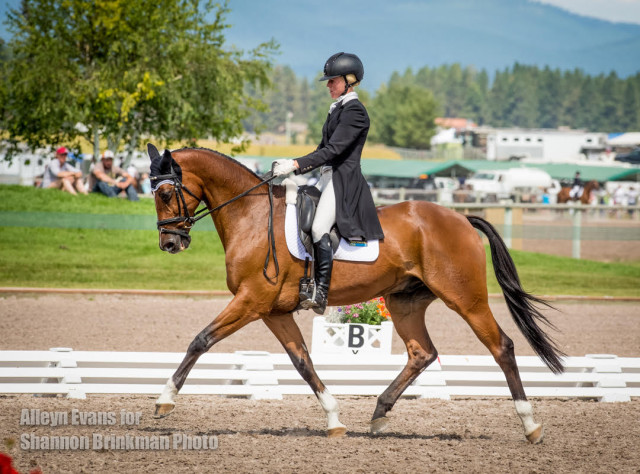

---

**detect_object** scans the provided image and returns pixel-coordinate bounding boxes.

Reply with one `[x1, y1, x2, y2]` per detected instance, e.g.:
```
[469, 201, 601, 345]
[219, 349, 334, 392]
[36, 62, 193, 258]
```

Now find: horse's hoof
[327, 426, 347, 438]
[154, 403, 175, 419]
[525, 423, 544, 444]
[370, 417, 389, 434]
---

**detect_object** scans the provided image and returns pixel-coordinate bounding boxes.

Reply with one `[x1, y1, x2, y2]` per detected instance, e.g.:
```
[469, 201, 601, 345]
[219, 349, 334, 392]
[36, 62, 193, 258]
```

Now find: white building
[485, 128, 607, 162]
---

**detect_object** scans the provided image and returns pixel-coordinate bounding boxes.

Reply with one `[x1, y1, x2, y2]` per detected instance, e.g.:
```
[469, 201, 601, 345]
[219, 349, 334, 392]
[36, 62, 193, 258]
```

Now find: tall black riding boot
[311, 233, 334, 315]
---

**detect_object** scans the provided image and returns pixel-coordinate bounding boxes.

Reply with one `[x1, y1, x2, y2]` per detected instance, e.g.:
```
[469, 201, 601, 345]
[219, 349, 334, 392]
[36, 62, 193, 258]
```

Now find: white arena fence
[1, 348, 638, 403]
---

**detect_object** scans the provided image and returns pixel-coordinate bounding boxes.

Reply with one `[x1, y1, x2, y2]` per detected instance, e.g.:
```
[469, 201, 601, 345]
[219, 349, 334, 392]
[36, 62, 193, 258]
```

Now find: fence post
[504, 206, 512, 249]
[235, 351, 281, 400]
[48, 347, 86, 399]
[585, 354, 629, 402]
[414, 358, 450, 400]
[572, 207, 582, 259]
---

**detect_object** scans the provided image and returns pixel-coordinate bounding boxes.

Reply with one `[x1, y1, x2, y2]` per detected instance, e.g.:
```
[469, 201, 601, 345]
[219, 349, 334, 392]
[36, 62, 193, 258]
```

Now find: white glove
[272, 159, 297, 176]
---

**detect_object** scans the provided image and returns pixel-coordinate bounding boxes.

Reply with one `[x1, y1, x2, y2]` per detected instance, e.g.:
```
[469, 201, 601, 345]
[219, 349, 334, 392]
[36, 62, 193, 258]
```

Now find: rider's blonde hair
[345, 73, 360, 88]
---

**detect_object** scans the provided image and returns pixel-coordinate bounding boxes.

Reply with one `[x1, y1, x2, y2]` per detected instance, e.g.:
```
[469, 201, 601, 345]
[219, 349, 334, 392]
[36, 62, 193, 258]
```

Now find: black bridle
[150, 164, 280, 280]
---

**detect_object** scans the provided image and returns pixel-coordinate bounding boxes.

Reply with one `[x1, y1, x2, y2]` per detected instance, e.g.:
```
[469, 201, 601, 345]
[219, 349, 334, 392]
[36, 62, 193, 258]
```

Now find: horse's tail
[467, 215, 565, 374]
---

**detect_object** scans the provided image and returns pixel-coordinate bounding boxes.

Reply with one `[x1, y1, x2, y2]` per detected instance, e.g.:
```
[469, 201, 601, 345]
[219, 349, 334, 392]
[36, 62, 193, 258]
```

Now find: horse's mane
[173, 146, 285, 199]
[172, 146, 263, 180]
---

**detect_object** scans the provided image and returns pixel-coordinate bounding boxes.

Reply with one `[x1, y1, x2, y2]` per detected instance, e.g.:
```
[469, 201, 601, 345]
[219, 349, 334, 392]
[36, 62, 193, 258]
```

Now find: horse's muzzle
[159, 232, 191, 254]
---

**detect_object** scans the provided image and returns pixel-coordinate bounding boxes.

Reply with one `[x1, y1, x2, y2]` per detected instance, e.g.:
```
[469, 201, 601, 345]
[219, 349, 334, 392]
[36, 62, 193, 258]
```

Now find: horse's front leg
[154, 292, 262, 417]
[263, 312, 347, 438]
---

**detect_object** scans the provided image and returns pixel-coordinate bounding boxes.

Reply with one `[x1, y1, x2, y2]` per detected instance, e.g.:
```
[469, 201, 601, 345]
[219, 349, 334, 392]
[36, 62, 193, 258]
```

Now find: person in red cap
[40, 146, 88, 195]
[89, 150, 139, 201]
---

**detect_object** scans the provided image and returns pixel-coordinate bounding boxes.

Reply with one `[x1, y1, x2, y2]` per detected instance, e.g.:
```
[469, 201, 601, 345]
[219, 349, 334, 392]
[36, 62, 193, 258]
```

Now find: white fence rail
[1, 349, 638, 402]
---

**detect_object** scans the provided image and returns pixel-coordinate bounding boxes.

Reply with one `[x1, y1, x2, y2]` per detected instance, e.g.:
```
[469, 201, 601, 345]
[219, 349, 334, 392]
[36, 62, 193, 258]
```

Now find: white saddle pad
[284, 203, 379, 262]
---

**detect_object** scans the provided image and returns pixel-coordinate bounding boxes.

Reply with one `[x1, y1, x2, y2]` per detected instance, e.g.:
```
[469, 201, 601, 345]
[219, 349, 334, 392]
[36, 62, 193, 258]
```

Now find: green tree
[2, 0, 277, 159]
[369, 83, 439, 149]
[508, 64, 539, 128]
[537, 66, 563, 129]
[0, 39, 9, 125]
[306, 74, 331, 144]
[599, 72, 624, 131]
[620, 80, 639, 131]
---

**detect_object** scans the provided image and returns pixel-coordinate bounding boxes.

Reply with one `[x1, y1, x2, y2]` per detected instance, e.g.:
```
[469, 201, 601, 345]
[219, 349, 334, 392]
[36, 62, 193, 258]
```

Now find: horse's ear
[147, 143, 160, 161]
[160, 149, 173, 174]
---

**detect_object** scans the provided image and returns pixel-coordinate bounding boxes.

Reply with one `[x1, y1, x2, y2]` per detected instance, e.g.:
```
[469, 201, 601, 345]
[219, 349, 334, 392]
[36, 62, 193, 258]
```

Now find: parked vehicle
[615, 148, 640, 165]
[466, 168, 553, 201]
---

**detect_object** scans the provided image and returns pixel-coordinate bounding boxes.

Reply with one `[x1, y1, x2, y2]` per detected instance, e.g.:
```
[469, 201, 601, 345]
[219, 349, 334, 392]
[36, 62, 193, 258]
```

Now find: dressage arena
[1, 293, 639, 473]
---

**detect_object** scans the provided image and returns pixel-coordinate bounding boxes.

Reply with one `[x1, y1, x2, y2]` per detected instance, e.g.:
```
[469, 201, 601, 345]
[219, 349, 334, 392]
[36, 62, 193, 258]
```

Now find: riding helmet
[319, 52, 364, 83]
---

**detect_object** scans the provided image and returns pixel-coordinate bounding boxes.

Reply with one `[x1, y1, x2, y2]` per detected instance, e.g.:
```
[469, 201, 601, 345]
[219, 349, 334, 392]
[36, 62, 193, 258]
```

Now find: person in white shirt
[41, 147, 88, 195]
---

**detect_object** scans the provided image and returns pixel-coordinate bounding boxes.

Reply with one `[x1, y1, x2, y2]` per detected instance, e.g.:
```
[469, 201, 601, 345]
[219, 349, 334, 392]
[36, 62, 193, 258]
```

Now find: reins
[151, 167, 280, 281]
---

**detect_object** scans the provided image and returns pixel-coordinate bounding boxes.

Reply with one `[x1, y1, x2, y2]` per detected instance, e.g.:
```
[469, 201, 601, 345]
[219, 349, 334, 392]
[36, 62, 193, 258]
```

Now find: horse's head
[148, 144, 202, 254]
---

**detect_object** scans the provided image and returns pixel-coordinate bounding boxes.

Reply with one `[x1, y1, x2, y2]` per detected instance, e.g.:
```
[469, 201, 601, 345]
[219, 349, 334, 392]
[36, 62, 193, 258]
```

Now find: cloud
[531, 0, 640, 24]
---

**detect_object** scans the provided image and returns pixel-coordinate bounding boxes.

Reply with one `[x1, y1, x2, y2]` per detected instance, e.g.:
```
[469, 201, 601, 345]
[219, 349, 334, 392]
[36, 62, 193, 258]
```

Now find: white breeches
[570, 185, 582, 198]
[312, 167, 336, 243]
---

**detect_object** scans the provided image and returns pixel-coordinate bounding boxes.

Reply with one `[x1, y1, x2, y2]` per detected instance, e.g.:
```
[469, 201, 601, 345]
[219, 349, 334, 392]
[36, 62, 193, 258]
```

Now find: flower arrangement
[326, 297, 391, 326]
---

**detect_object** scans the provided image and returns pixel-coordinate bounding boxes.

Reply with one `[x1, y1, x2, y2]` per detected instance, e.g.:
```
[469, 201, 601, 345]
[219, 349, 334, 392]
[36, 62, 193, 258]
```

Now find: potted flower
[311, 298, 393, 355]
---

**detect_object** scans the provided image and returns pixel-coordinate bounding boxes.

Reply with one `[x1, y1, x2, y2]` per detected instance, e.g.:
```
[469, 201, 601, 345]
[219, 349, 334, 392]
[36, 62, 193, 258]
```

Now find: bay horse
[557, 180, 600, 204]
[149, 145, 564, 443]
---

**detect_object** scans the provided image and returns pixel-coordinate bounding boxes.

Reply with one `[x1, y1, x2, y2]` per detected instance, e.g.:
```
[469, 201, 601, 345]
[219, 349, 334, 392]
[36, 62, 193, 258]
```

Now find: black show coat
[295, 99, 384, 241]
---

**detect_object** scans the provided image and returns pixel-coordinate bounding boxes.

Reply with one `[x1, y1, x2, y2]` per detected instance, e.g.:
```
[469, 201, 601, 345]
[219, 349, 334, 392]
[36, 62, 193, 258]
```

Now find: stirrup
[297, 278, 316, 310]
[310, 288, 328, 315]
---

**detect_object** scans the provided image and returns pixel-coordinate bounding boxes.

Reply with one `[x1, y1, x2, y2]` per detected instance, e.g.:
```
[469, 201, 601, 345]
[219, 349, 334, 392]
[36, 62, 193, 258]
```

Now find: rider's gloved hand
[272, 159, 297, 177]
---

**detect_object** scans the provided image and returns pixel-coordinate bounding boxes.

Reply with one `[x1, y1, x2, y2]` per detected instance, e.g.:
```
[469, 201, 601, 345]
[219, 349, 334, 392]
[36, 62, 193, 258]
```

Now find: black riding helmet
[319, 52, 364, 85]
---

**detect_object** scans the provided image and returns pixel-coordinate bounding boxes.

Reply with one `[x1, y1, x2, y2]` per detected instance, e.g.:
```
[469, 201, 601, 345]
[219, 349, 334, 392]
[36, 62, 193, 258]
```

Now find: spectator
[627, 186, 638, 217]
[89, 150, 139, 201]
[613, 185, 627, 206]
[123, 159, 143, 192]
[41, 147, 88, 195]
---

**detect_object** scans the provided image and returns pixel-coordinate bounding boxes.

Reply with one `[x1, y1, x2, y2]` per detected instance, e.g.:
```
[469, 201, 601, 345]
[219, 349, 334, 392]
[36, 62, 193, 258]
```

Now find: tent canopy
[235, 156, 640, 183]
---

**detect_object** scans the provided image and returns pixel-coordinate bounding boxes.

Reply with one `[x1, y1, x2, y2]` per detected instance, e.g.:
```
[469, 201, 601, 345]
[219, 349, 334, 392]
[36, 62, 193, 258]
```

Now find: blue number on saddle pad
[349, 241, 368, 247]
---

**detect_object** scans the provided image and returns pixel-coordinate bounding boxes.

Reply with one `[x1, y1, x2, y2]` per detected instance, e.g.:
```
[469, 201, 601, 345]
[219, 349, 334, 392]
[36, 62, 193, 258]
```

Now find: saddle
[296, 185, 340, 256]
[295, 185, 340, 310]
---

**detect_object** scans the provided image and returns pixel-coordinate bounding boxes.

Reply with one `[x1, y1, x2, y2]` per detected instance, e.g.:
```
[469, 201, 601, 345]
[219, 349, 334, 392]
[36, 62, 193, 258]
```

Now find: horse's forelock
[149, 147, 182, 184]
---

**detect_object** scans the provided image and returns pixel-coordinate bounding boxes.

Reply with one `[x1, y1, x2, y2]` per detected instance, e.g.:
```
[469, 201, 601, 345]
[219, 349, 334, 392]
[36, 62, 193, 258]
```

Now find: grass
[488, 250, 640, 298]
[0, 227, 227, 290]
[1, 185, 639, 296]
[0, 184, 156, 214]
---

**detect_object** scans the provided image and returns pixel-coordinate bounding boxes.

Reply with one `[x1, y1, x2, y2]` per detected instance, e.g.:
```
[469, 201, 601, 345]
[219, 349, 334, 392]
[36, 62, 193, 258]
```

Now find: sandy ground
[1, 294, 639, 473]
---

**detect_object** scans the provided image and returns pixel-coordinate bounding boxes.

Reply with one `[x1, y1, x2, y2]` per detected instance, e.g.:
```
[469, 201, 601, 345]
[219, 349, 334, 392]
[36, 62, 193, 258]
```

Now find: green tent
[235, 155, 640, 183]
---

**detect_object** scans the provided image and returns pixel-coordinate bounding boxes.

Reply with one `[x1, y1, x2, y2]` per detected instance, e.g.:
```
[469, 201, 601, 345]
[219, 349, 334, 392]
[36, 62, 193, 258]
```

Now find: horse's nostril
[164, 241, 175, 252]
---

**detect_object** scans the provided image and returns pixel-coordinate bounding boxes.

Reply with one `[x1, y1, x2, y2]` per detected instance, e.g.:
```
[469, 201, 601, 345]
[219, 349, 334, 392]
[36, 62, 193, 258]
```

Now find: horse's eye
[160, 191, 173, 203]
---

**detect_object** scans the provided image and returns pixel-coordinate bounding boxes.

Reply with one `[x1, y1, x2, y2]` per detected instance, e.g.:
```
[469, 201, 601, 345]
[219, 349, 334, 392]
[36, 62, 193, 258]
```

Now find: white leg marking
[317, 389, 346, 431]
[515, 400, 541, 435]
[157, 379, 178, 406]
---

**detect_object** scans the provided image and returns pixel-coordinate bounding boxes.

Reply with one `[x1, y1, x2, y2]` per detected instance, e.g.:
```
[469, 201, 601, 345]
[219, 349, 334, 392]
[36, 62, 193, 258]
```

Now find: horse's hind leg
[458, 302, 544, 443]
[155, 292, 263, 418]
[262, 312, 347, 438]
[371, 291, 438, 434]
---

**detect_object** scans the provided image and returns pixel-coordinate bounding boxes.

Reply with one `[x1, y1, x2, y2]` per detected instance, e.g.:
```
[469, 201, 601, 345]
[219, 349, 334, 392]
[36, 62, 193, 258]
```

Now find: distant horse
[557, 180, 599, 204]
[148, 145, 564, 443]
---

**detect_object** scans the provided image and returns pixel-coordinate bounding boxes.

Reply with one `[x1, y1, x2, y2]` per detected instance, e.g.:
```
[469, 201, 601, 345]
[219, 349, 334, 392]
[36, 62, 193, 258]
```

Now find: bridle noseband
[151, 164, 280, 280]
[151, 165, 204, 244]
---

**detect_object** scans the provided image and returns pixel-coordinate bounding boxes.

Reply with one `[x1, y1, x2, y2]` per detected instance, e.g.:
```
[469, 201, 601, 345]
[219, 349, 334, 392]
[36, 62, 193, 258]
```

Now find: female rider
[272, 52, 384, 314]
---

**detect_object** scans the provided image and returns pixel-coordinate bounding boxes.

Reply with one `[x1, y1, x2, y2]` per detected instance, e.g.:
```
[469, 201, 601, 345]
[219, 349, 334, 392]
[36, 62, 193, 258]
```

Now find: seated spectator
[89, 150, 139, 201]
[41, 147, 88, 195]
